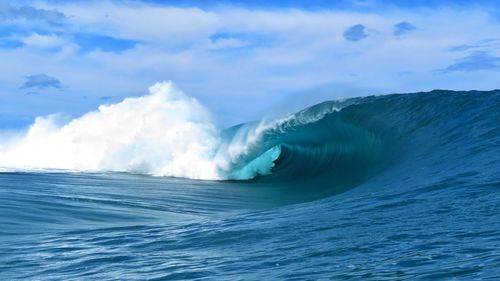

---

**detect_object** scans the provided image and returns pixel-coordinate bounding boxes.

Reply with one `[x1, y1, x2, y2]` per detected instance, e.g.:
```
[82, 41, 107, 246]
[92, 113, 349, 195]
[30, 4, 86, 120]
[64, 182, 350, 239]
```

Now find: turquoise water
[1, 90, 500, 280]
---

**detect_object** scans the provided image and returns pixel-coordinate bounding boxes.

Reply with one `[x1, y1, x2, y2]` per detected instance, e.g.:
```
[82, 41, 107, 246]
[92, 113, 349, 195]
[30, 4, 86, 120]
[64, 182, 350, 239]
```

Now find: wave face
[220, 88, 500, 202]
[0, 83, 499, 187]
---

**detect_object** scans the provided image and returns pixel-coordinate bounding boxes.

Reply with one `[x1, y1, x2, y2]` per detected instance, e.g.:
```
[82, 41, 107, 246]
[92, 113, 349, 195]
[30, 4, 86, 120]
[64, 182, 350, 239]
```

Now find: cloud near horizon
[1, 0, 500, 127]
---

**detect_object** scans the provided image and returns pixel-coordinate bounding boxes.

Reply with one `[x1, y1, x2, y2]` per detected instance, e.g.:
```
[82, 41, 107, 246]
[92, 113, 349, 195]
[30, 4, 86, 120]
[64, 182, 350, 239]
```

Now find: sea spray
[0, 82, 222, 179]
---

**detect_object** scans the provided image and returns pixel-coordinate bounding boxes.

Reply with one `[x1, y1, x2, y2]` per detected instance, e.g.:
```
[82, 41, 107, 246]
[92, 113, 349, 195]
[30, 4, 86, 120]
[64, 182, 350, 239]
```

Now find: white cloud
[20, 33, 65, 48]
[2, 1, 500, 125]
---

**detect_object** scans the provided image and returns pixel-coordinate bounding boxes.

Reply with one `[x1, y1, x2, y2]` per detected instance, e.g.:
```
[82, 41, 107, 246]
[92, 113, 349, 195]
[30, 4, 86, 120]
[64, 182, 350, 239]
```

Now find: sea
[0, 87, 499, 280]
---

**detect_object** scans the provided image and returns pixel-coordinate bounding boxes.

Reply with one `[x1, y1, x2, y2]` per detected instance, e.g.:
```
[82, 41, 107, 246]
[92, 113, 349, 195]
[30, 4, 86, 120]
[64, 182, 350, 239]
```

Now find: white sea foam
[0, 82, 226, 179]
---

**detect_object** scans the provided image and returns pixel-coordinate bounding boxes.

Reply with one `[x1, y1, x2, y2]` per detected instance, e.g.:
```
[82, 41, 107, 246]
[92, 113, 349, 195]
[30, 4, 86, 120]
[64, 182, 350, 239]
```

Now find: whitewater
[0, 82, 283, 180]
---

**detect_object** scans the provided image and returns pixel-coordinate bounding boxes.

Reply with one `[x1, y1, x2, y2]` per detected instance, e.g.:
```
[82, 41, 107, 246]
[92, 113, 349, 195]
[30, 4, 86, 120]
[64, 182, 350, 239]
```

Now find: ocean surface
[1, 89, 499, 280]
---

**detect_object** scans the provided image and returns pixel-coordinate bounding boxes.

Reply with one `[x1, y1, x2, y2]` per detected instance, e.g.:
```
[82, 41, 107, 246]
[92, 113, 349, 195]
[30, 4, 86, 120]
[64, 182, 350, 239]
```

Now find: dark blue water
[1, 90, 500, 280]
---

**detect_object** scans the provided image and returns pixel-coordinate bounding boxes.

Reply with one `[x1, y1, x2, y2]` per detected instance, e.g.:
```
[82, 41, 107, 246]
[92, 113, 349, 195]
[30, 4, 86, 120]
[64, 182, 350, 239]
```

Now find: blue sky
[1, 0, 500, 128]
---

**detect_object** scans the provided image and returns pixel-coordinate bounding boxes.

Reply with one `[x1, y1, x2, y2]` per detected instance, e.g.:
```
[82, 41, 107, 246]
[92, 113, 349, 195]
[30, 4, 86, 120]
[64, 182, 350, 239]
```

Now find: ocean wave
[1, 83, 499, 184]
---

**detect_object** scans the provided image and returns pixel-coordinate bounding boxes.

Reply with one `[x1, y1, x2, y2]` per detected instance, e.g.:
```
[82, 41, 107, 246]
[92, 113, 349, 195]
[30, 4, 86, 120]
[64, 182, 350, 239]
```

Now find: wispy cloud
[21, 74, 62, 90]
[5, 5, 67, 26]
[449, 38, 500, 52]
[440, 52, 500, 73]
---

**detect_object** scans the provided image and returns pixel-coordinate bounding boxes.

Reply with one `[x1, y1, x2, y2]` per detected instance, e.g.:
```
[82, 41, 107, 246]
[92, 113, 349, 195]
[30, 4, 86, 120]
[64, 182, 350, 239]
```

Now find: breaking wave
[1, 82, 499, 183]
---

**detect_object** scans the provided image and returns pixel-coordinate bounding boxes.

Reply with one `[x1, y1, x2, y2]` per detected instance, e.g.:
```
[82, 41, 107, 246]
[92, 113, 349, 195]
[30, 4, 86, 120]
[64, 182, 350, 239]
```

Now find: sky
[0, 0, 499, 128]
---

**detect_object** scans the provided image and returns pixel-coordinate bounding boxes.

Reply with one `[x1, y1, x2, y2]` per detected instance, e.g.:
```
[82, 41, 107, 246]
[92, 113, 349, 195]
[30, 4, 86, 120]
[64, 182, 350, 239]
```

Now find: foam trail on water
[0, 82, 225, 180]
